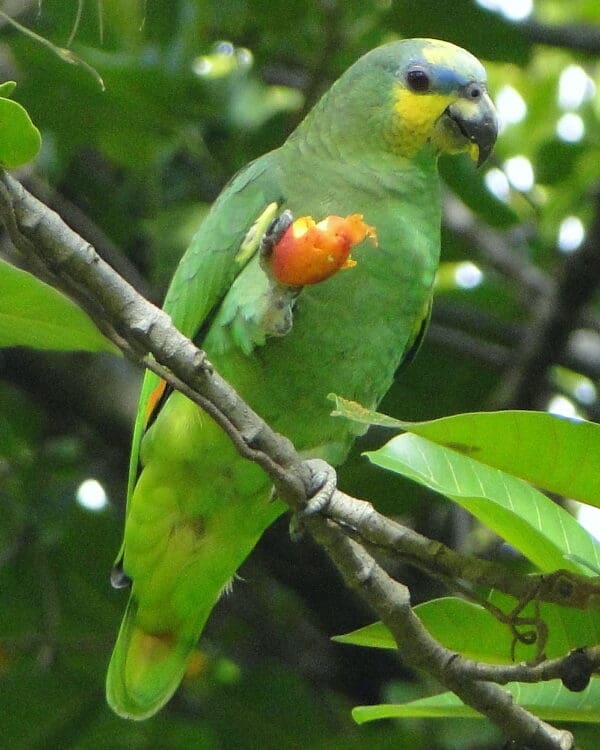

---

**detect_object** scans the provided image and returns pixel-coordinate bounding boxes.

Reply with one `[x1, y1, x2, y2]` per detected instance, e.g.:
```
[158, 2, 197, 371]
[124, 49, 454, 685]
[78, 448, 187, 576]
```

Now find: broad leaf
[353, 678, 600, 723]
[367, 434, 600, 575]
[329, 394, 404, 429]
[0, 88, 41, 167]
[333, 621, 396, 651]
[0, 81, 16, 97]
[0, 259, 117, 353]
[336, 596, 600, 664]
[331, 397, 600, 508]
[396, 410, 600, 509]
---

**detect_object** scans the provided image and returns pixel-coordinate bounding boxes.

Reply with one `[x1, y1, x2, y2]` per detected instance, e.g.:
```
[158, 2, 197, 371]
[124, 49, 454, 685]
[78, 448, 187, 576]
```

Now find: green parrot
[107, 38, 497, 719]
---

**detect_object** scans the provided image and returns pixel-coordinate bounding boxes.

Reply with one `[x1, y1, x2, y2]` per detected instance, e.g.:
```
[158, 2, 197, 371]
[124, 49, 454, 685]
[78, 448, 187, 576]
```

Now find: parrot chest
[206, 163, 441, 463]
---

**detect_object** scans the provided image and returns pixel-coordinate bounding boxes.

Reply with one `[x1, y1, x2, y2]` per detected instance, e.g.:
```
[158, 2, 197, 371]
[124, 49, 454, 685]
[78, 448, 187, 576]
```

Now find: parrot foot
[259, 284, 301, 337]
[259, 209, 294, 260]
[289, 459, 337, 541]
[257, 209, 303, 339]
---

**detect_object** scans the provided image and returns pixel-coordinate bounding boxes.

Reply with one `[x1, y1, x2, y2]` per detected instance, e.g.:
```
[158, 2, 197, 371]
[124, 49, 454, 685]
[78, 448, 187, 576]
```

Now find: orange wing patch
[145, 379, 168, 426]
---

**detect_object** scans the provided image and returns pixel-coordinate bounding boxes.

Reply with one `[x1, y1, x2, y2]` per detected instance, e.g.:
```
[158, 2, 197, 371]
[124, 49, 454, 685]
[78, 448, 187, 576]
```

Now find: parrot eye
[406, 67, 431, 93]
[465, 82, 483, 100]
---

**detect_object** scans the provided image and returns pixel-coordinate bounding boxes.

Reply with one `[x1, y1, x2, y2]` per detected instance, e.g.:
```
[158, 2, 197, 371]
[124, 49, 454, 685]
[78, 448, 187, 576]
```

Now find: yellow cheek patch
[391, 87, 455, 158]
[394, 89, 453, 131]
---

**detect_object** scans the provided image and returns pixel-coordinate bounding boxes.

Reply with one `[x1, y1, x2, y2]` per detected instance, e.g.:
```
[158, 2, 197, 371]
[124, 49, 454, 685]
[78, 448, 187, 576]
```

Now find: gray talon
[304, 459, 336, 517]
[256, 208, 302, 338]
[289, 459, 337, 541]
[260, 210, 294, 261]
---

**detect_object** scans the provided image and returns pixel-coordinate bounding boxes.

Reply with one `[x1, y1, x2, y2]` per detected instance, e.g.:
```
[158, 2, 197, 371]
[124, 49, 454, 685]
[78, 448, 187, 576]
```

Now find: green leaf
[0, 80, 17, 98]
[335, 600, 514, 662]
[333, 621, 396, 651]
[333, 399, 600, 509]
[0, 259, 117, 353]
[336, 597, 600, 664]
[329, 393, 404, 429]
[366, 434, 600, 575]
[0, 94, 41, 167]
[396, 411, 600, 510]
[352, 678, 600, 724]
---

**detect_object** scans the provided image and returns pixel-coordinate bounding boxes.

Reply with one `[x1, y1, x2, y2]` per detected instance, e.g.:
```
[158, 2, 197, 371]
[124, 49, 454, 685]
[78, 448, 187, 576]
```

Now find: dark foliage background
[1, 1, 600, 747]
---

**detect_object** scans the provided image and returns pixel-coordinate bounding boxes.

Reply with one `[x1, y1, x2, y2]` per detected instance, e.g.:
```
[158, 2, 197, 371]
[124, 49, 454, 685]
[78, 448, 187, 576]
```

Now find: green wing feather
[108, 154, 285, 718]
[124, 154, 281, 510]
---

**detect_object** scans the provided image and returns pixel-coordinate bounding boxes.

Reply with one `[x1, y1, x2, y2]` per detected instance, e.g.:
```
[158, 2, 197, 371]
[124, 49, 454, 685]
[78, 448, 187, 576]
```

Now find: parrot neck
[288, 81, 439, 185]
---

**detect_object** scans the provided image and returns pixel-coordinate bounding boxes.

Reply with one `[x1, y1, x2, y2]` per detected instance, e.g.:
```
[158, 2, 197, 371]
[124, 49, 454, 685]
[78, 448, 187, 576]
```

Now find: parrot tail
[106, 596, 195, 720]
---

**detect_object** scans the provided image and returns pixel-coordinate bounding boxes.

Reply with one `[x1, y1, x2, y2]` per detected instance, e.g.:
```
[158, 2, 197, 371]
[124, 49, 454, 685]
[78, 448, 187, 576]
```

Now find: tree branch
[444, 193, 551, 300]
[442, 193, 600, 405]
[522, 20, 600, 56]
[306, 518, 575, 750]
[325, 491, 600, 610]
[0, 170, 311, 507]
[0, 169, 577, 749]
[493, 191, 600, 409]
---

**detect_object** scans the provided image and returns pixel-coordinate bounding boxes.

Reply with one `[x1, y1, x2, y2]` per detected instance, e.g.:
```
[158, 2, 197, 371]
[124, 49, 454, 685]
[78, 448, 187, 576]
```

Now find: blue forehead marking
[432, 65, 471, 93]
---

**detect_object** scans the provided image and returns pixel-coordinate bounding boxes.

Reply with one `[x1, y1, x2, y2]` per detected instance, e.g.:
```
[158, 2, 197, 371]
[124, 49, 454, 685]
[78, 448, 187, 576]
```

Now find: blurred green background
[2, 1, 600, 747]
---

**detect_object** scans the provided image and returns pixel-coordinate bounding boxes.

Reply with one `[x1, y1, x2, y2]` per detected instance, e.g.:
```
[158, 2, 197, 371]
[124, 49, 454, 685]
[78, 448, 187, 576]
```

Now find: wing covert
[125, 150, 283, 508]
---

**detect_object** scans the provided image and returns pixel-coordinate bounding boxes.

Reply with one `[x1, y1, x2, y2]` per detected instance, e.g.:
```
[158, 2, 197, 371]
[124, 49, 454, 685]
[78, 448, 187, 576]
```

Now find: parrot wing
[124, 153, 283, 506]
[108, 154, 287, 718]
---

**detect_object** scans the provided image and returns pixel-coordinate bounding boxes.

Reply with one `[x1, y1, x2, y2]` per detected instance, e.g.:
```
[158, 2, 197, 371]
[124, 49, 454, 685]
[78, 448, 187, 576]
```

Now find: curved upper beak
[446, 91, 498, 167]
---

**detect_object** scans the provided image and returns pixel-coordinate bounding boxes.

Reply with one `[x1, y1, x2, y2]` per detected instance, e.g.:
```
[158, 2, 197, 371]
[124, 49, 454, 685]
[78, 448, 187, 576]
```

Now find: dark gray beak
[447, 91, 498, 167]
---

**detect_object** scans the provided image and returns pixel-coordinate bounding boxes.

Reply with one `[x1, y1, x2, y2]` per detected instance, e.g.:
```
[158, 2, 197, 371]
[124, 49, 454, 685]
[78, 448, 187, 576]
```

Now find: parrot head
[387, 38, 497, 166]
[312, 38, 497, 168]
